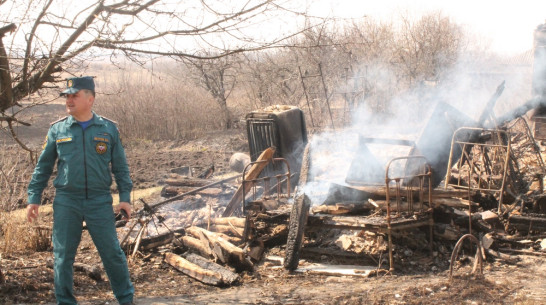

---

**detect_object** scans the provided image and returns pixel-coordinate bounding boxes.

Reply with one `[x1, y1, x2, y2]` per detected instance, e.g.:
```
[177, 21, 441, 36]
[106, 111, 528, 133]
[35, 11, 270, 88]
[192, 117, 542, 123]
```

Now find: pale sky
[4, 0, 544, 57]
[308, 0, 546, 56]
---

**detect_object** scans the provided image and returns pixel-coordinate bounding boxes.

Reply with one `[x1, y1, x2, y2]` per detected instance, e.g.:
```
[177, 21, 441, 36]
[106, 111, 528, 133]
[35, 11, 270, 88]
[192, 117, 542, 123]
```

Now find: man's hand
[116, 201, 132, 220]
[26, 204, 40, 223]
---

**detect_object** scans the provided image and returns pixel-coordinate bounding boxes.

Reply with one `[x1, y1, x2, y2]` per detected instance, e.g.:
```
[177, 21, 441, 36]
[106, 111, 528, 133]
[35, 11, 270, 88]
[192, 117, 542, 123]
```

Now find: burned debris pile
[116, 145, 293, 286]
[109, 98, 546, 287]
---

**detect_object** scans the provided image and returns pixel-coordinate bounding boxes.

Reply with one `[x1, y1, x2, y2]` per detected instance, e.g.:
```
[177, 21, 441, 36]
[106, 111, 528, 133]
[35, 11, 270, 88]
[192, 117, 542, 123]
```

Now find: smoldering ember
[4, 22, 546, 305]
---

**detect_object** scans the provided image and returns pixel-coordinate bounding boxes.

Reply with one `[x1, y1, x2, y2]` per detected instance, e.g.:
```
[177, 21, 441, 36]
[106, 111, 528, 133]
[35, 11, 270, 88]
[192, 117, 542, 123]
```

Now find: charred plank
[165, 252, 234, 286]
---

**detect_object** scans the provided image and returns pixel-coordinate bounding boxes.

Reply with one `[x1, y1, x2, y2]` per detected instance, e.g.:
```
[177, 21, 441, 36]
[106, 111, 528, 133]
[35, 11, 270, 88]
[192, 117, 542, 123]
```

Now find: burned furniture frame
[444, 127, 509, 279]
[284, 147, 434, 272]
[445, 127, 511, 217]
[239, 157, 292, 243]
[246, 106, 307, 177]
[241, 157, 292, 215]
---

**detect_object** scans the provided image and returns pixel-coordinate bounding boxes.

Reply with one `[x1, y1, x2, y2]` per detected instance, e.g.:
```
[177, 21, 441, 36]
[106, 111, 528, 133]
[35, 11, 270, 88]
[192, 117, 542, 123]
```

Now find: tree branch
[6, 120, 36, 162]
[23, 0, 54, 89]
[0, 23, 16, 36]
[0, 116, 31, 126]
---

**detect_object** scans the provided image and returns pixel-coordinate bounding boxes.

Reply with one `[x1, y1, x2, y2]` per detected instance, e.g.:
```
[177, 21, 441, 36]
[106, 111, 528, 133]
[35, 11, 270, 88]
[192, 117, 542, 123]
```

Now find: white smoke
[301, 50, 535, 206]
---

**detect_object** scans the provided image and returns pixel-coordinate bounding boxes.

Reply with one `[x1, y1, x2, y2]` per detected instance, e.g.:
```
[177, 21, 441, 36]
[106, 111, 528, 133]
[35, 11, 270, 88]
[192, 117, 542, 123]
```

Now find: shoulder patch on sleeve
[42, 135, 48, 150]
[100, 116, 118, 125]
[50, 116, 68, 126]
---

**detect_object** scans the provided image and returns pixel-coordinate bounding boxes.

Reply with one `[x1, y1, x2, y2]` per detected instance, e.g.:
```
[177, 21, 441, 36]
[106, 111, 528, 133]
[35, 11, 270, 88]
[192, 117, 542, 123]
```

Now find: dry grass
[0, 187, 162, 255]
[0, 143, 36, 212]
[95, 69, 225, 141]
[0, 206, 53, 254]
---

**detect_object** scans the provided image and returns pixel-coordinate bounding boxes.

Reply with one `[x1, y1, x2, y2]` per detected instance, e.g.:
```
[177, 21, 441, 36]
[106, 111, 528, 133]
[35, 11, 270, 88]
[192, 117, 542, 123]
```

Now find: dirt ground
[1, 103, 546, 305]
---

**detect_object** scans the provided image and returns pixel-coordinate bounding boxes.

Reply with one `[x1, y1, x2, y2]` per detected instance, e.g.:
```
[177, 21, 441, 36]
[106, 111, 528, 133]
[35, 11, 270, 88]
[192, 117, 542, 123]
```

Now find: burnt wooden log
[312, 202, 372, 215]
[210, 217, 246, 228]
[165, 252, 238, 286]
[307, 214, 430, 231]
[184, 253, 239, 284]
[182, 235, 214, 258]
[258, 224, 289, 248]
[484, 248, 520, 264]
[124, 228, 185, 251]
[46, 259, 102, 281]
[480, 211, 504, 230]
[300, 247, 379, 266]
[161, 186, 223, 198]
[432, 198, 479, 209]
[161, 186, 183, 197]
[498, 248, 546, 257]
[352, 196, 476, 211]
[208, 224, 244, 237]
[186, 226, 253, 271]
[164, 176, 212, 187]
[508, 214, 546, 233]
[139, 232, 174, 250]
[208, 231, 243, 245]
[452, 211, 493, 233]
[332, 184, 472, 201]
[314, 199, 438, 215]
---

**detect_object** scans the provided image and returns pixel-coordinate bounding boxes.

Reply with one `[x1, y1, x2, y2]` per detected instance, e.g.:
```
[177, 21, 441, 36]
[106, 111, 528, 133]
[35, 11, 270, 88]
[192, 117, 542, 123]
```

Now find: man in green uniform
[26, 76, 134, 305]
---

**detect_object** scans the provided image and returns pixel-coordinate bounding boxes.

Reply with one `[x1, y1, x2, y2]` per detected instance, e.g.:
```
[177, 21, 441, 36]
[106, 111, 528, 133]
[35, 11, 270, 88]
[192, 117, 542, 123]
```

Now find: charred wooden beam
[326, 183, 474, 203]
[311, 202, 372, 215]
[183, 253, 239, 284]
[483, 248, 520, 264]
[181, 235, 214, 258]
[432, 198, 479, 209]
[207, 224, 244, 237]
[138, 232, 174, 250]
[300, 247, 378, 266]
[164, 176, 213, 187]
[165, 252, 238, 286]
[452, 212, 493, 233]
[498, 248, 546, 257]
[123, 228, 185, 251]
[258, 224, 288, 248]
[186, 226, 253, 271]
[161, 186, 223, 197]
[508, 214, 546, 233]
[210, 217, 246, 227]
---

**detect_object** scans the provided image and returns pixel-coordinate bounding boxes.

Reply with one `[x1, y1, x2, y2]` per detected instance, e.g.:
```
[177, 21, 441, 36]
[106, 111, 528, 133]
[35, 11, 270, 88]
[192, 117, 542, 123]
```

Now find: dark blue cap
[61, 76, 95, 96]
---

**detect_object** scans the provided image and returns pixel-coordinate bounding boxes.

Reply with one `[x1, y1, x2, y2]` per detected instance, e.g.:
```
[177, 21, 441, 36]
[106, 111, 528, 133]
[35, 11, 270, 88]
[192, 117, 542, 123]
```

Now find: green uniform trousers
[52, 194, 134, 305]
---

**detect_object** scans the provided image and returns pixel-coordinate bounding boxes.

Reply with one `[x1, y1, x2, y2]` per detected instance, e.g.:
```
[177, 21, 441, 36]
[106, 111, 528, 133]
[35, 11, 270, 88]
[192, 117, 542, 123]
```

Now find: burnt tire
[284, 194, 310, 271]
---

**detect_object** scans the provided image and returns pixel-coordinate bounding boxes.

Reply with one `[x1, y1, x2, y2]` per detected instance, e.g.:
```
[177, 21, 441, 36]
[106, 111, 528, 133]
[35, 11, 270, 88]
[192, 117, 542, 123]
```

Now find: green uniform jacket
[28, 112, 133, 204]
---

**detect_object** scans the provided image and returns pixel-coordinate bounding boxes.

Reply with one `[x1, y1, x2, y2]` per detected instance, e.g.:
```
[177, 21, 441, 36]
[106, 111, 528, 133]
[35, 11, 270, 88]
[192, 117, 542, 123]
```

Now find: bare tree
[182, 54, 239, 129]
[337, 19, 395, 113]
[394, 11, 464, 86]
[241, 50, 301, 109]
[0, 0, 308, 148]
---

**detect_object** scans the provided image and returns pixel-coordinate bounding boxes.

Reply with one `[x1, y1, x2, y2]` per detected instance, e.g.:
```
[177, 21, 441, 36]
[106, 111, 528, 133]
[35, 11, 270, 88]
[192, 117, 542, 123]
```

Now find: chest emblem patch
[96, 142, 108, 154]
